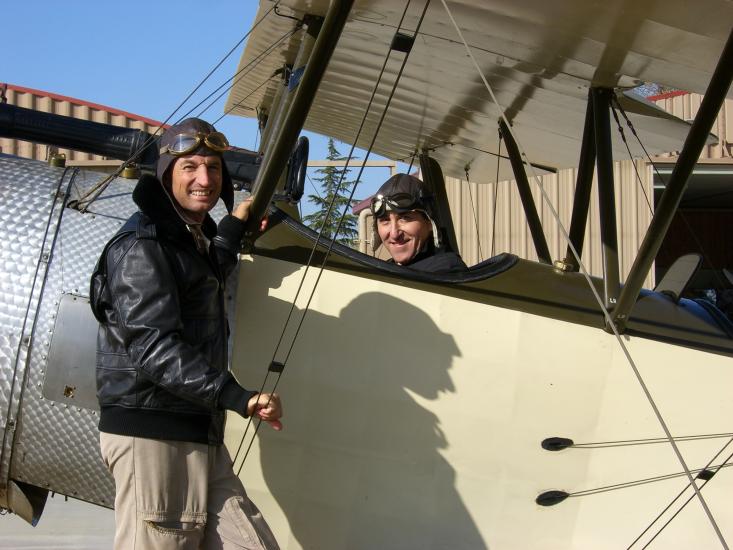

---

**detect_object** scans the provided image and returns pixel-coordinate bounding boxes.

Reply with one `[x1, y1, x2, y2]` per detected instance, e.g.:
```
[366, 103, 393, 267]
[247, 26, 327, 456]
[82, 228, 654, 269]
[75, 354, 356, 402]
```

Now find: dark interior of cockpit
[654, 165, 733, 319]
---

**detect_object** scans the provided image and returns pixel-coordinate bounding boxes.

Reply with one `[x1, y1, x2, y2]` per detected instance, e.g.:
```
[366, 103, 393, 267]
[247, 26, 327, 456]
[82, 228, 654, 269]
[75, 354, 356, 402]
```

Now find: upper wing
[227, 0, 731, 181]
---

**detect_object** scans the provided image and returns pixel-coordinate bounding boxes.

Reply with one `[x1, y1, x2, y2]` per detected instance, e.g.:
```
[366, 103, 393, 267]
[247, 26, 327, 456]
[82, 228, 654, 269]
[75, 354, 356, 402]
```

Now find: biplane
[1, 0, 732, 548]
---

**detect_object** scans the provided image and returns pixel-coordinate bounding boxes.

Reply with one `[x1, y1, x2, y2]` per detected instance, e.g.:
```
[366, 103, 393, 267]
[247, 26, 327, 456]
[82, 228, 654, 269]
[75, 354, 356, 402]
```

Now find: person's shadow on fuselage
[230, 255, 486, 549]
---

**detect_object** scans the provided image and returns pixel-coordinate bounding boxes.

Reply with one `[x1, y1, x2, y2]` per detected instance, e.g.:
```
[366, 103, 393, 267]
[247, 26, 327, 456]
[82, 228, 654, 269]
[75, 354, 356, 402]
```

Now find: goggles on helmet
[370, 192, 430, 218]
[159, 131, 229, 156]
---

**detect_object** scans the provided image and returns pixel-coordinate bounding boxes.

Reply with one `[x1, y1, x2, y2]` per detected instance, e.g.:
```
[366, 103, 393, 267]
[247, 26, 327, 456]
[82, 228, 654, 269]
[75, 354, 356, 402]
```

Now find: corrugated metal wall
[0, 84, 163, 163]
[652, 92, 733, 160]
[440, 93, 732, 288]
[6, 84, 731, 288]
[444, 159, 655, 287]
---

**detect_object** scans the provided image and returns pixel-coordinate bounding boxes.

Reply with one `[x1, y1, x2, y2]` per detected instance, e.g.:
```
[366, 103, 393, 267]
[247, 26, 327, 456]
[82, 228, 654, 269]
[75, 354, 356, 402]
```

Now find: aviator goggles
[160, 131, 230, 156]
[370, 192, 430, 218]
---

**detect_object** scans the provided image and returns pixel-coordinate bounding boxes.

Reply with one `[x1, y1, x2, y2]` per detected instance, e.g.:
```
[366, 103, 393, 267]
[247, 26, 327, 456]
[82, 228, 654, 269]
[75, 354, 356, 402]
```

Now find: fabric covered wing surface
[227, 0, 732, 181]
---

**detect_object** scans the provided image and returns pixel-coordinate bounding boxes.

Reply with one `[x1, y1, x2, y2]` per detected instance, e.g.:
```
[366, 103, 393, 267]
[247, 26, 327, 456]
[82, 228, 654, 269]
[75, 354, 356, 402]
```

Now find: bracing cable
[407, 149, 418, 174]
[212, 76, 274, 127]
[570, 432, 733, 449]
[233, 0, 432, 473]
[305, 172, 323, 200]
[564, 461, 731, 499]
[608, 100, 672, 270]
[173, 2, 284, 124]
[612, 94, 727, 293]
[193, 26, 301, 120]
[77, 2, 283, 210]
[464, 166, 484, 262]
[491, 133, 502, 257]
[610, 102, 655, 214]
[628, 438, 733, 548]
[235, 0, 426, 471]
[438, 0, 728, 546]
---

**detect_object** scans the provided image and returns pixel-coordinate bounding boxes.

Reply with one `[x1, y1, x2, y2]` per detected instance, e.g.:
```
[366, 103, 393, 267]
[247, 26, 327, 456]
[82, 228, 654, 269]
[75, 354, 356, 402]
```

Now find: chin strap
[186, 224, 210, 254]
[158, 178, 211, 254]
[429, 217, 441, 249]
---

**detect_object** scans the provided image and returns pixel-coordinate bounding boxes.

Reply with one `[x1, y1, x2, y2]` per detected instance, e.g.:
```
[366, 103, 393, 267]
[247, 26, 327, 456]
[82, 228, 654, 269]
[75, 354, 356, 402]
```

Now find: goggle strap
[160, 132, 229, 156]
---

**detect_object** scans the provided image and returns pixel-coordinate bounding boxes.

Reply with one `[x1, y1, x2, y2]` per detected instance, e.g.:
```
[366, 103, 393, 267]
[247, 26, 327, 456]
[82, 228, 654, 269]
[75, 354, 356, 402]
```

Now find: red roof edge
[646, 90, 690, 102]
[3, 83, 167, 128]
[352, 197, 372, 214]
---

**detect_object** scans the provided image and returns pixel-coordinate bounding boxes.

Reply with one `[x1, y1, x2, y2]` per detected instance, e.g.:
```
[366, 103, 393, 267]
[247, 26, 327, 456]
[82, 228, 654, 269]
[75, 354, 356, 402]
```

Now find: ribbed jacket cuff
[218, 379, 258, 417]
[213, 215, 246, 254]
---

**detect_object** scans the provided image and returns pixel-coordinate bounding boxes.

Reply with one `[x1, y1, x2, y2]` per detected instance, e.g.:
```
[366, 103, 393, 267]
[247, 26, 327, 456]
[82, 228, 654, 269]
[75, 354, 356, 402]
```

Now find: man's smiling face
[169, 154, 222, 223]
[377, 210, 432, 265]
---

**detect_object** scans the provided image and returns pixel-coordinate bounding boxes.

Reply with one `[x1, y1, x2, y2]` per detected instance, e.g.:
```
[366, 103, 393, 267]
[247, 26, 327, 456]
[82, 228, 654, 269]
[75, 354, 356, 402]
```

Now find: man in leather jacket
[91, 118, 281, 550]
[371, 174, 468, 273]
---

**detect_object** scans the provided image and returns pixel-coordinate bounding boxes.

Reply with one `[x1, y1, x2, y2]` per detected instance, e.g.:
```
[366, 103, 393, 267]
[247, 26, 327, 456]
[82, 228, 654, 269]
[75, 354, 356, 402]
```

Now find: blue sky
[3, 1, 398, 215]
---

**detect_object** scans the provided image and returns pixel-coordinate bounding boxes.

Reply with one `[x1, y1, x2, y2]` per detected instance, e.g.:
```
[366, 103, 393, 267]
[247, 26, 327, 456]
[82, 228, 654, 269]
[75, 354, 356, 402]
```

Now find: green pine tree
[303, 138, 358, 245]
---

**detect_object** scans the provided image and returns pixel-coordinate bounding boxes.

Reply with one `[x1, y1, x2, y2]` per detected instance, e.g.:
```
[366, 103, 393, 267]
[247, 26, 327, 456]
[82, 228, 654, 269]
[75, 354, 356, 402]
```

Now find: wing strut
[499, 119, 552, 264]
[419, 153, 460, 254]
[243, 0, 355, 243]
[613, 28, 733, 333]
[562, 89, 596, 271]
[592, 88, 621, 311]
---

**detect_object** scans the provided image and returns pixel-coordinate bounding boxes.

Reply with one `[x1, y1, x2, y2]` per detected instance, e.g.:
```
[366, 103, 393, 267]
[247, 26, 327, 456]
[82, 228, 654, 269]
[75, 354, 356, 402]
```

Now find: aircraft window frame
[265, 206, 519, 284]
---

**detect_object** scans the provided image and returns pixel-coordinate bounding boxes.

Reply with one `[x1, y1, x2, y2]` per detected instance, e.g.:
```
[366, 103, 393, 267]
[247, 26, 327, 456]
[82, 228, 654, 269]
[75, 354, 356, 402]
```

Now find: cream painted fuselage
[227, 231, 733, 549]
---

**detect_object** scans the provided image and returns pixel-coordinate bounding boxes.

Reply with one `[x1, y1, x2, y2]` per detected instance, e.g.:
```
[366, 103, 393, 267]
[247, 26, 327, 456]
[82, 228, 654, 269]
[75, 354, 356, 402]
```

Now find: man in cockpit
[91, 118, 281, 550]
[371, 173, 468, 272]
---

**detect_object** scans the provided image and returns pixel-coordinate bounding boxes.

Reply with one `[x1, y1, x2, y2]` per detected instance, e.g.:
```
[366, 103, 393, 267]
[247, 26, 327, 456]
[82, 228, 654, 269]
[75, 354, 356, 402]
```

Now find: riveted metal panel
[3, 166, 135, 506]
[43, 294, 99, 412]
[4, 159, 241, 508]
[0, 156, 69, 504]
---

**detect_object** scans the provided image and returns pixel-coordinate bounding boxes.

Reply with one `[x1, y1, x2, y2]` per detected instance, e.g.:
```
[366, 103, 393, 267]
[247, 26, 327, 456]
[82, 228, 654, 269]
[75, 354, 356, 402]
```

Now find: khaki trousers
[100, 433, 279, 550]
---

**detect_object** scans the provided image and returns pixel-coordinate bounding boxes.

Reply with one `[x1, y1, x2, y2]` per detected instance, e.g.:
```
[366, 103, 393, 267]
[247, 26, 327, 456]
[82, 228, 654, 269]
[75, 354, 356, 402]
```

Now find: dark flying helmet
[370, 173, 434, 218]
[370, 173, 441, 249]
[156, 118, 235, 213]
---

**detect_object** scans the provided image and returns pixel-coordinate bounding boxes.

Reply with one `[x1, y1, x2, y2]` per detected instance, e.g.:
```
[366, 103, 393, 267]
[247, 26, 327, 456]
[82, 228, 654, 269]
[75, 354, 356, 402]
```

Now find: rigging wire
[457, 141, 551, 169]
[563, 461, 732, 498]
[306, 172, 323, 199]
[612, 95, 727, 293]
[76, 2, 283, 210]
[464, 166, 484, 262]
[277, 0, 432, 368]
[569, 432, 733, 449]
[639, 457, 733, 548]
[254, 108, 262, 150]
[609, 103, 655, 213]
[491, 133, 502, 257]
[79, 34, 289, 210]
[212, 75, 275, 127]
[608, 101, 673, 270]
[278, 0, 431, 384]
[437, 0, 728, 546]
[172, 0, 286, 123]
[273, 5, 302, 22]
[407, 149, 418, 174]
[627, 438, 733, 549]
[234, 0, 424, 471]
[74, 172, 117, 212]
[173, 3, 283, 124]
[233, 0, 431, 473]
[192, 26, 301, 120]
